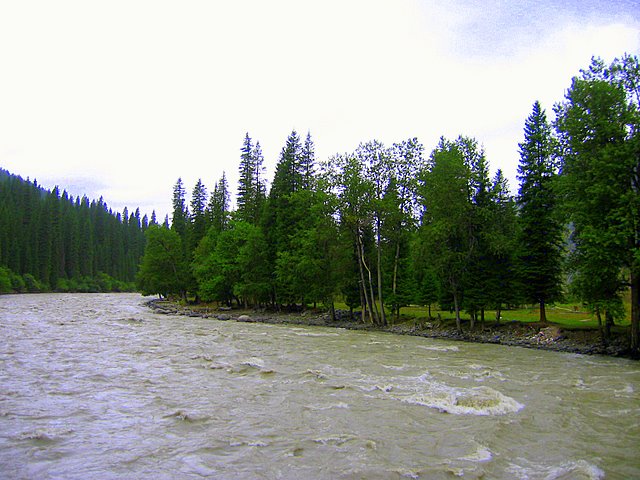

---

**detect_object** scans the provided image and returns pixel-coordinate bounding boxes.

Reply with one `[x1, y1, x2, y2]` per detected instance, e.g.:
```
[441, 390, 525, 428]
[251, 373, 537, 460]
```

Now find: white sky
[1, 0, 639, 221]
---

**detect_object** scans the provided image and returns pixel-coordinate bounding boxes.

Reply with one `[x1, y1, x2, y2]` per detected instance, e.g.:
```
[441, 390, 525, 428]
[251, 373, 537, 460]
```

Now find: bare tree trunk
[356, 233, 374, 324]
[453, 290, 462, 333]
[362, 245, 379, 325]
[359, 282, 367, 323]
[376, 220, 387, 327]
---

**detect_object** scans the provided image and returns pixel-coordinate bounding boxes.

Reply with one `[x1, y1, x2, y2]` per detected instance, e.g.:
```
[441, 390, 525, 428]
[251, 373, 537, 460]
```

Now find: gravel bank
[146, 299, 634, 359]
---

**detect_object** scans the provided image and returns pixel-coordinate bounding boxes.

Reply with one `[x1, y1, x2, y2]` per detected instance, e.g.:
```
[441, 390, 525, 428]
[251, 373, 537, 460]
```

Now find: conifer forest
[2, 55, 639, 352]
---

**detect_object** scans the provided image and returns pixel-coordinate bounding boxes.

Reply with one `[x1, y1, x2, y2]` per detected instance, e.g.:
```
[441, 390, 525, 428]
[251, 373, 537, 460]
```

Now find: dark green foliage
[137, 225, 189, 299]
[555, 55, 640, 347]
[193, 221, 270, 306]
[189, 179, 208, 253]
[207, 172, 230, 235]
[171, 178, 189, 240]
[149, 54, 638, 343]
[516, 101, 564, 322]
[236, 133, 266, 225]
[0, 169, 145, 293]
[418, 137, 474, 332]
[0, 266, 12, 293]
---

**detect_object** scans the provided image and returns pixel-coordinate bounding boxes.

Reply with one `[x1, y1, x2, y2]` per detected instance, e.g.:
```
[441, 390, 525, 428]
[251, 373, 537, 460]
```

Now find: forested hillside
[137, 55, 640, 353]
[0, 169, 149, 292]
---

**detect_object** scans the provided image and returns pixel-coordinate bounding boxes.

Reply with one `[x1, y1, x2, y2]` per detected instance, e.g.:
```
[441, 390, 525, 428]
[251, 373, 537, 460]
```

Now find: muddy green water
[0, 293, 638, 479]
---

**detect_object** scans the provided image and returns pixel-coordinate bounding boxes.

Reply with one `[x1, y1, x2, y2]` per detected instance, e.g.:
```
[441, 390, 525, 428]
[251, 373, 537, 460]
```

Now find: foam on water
[417, 344, 460, 352]
[507, 458, 605, 480]
[460, 443, 493, 463]
[357, 371, 523, 416]
[403, 385, 524, 415]
[1, 293, 638, 479]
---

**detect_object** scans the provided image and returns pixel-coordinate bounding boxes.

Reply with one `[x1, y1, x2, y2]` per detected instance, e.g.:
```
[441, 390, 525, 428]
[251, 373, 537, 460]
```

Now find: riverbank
[146, 299, 634, 359]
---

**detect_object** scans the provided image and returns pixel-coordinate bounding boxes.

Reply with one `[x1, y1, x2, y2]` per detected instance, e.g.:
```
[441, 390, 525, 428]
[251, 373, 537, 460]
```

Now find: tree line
[0, 169, 150, 293]
[137, 54, 638, 353]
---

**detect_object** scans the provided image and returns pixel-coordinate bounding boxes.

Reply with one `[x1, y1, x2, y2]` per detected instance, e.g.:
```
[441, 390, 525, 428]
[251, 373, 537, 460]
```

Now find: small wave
[241, 357, 265, 369]
[17, 428, 73, 443]
[460, 443, 493, 463]
[417, 344, 459, 352]
[121, 317, 144, 323]
[404, 386, 523, 416]
[303, 369, 328, 380]
[507, 459, 605, 480]
[305, 402, 350, 411]
[363, 384, 394, 393]
[164, 410, 209, 423]
[293, 331, 340, 337]
[614, 384, 634, 396]
[313, 434, 376, 450]
[229, 439, 269, 448]
[381, 364, 410, 371]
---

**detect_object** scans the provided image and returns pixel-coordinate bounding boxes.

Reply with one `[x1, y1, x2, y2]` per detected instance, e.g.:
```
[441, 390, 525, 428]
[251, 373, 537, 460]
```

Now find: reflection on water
[0, 293, 639, 479]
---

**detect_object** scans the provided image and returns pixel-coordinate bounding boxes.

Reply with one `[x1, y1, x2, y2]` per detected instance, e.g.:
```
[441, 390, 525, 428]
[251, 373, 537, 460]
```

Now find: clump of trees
[137, 55, 639, 353]
[0, 169, 149, 292]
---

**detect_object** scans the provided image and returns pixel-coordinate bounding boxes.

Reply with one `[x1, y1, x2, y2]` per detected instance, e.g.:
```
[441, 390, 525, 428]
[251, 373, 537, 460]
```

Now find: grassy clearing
[333, 298, 632, 330]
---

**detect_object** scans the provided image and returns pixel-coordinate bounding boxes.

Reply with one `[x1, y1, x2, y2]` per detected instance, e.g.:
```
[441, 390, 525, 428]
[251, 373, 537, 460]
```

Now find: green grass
[333, 298, 632, 330]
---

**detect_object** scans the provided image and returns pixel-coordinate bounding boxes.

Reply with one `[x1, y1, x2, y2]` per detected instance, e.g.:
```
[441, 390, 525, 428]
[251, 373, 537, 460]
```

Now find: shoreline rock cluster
[146, 299, 633, 359]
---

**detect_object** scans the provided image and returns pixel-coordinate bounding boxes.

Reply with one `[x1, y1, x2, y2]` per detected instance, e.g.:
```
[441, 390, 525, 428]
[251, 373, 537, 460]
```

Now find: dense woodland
[137, 55, 639, 352]
[0, 169, 149, 292]
[1, 55, 638, 353]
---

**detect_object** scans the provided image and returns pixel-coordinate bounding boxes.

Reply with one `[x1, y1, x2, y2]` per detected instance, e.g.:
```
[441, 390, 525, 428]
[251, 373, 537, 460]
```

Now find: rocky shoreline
[146, 299, 634, 359]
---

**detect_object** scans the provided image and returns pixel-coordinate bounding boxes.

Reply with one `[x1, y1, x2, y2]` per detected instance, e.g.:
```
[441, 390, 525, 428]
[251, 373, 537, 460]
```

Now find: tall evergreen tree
[300, 131, 316, 189]
[516, 101, 564, 323]
[237, 132, 254, 223]
[419, 137, 473, 333]
[207, 172, 230, 235]
[486, 170, 520, 323]
[251, 140, 267, 222]
[171, 178, 189, 240]
[555, 55, 640, 348]
[189, 178, 208, 253]
[236, 133, 266, 225]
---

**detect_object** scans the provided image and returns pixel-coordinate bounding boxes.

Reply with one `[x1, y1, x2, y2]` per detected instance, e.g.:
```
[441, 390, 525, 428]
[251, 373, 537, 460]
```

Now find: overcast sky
[1, 0, 639, 221]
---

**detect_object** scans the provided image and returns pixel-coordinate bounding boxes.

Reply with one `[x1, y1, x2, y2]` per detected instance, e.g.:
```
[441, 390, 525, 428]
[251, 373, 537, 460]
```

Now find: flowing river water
[0, 293, 639, 479]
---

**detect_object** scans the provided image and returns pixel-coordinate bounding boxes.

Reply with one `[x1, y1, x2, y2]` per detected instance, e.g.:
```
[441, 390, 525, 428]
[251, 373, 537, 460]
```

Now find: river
[0, 293, 638, 479]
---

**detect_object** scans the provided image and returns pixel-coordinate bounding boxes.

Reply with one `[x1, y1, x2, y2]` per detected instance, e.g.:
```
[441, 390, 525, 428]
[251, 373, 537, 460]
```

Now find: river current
[0, 293, 638, 479]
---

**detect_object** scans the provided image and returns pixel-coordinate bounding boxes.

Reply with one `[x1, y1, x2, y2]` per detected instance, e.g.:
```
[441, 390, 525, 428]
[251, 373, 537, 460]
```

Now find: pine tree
[207, 172, 230, 235]
[237, 133, 255, 224]
[189, 178, 208, 252]
[516, 101, 564, 323]
[250, 141, 267, 224]
[300, 131, 316, 189]
[236, 133, 266, 225]
[419, 137, 473, 333]
[171, 178, 189, 239]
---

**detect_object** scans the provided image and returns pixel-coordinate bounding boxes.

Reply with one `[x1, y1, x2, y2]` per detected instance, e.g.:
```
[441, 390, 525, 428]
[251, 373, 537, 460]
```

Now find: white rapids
[1, 293, 639, 479]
